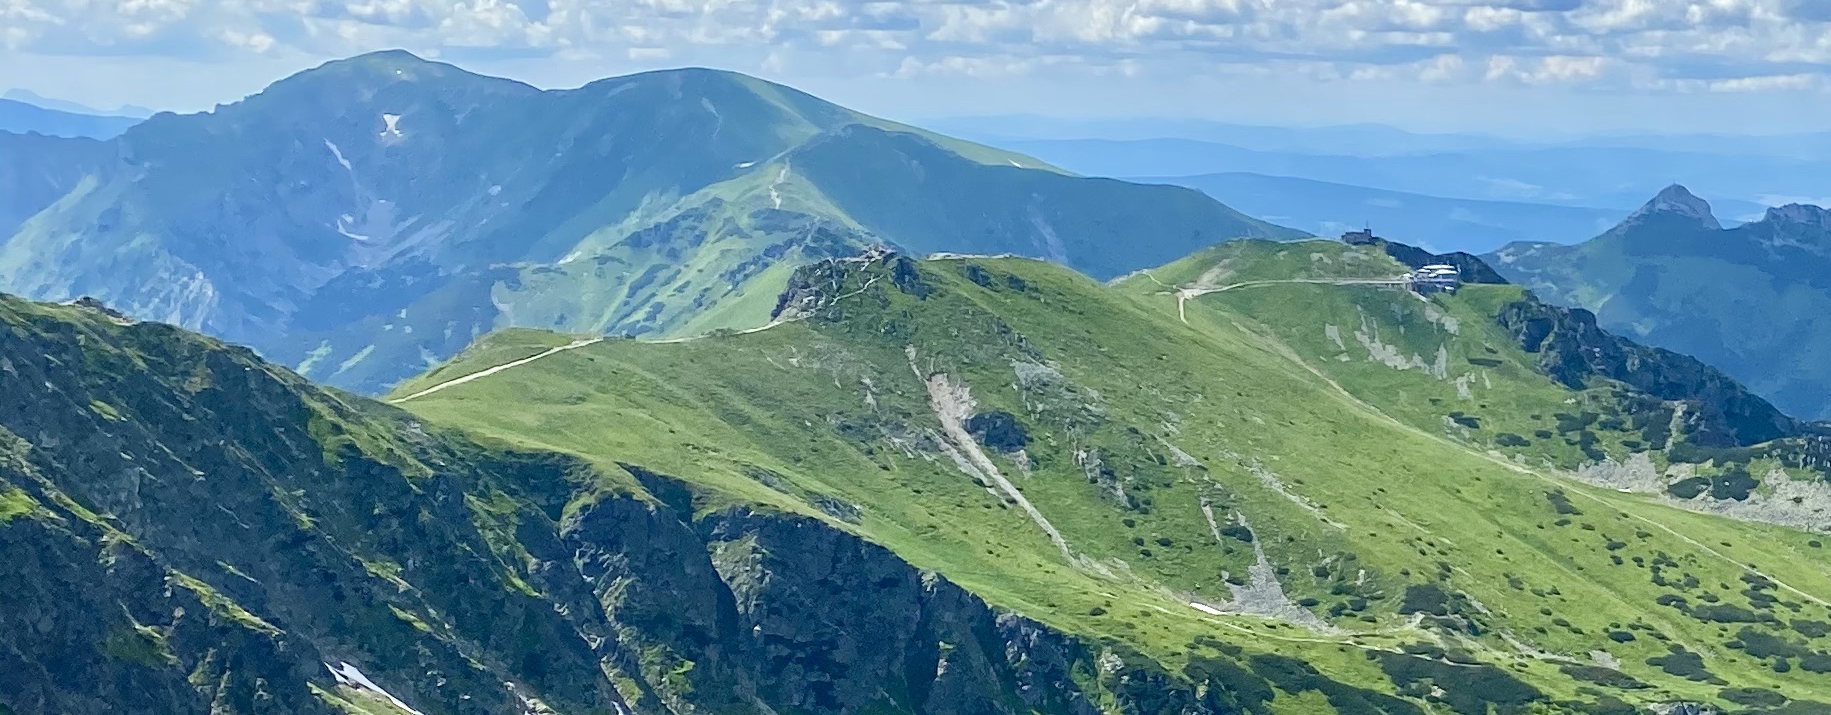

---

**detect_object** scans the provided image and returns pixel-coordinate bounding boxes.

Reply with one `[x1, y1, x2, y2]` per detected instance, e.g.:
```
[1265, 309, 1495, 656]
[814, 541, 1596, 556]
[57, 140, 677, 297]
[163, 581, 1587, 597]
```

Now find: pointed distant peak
[1627, 184, 1720, 230]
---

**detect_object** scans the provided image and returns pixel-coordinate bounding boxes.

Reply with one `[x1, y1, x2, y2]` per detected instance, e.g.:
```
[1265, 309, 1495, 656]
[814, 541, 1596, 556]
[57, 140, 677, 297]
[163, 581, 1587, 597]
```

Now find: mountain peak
[283, 48, 488, 87]
[1625, 184, 1720, 230]
[1760, 202, 1831, 230]
[225, 49, 531, 117]
[349, 48, 429, 62]
[329, 48, 445, 72]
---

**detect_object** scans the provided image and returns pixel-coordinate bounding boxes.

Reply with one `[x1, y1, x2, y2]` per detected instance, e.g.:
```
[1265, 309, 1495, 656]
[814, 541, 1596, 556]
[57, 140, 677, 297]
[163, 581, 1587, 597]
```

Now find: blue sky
[4, 0, 1831, 136]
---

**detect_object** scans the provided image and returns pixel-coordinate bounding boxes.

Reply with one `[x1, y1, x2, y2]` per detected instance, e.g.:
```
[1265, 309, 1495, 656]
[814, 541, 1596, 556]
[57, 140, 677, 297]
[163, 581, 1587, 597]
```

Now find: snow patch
[327, 662, 425, 715]
[323, 140, 352, 171]
[768, 165, 790, 210]
[381, 114, 403, 137]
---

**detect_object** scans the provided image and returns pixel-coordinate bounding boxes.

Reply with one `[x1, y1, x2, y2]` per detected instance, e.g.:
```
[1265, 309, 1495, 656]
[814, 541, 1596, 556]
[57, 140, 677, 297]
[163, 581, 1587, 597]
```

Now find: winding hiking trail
[389, 338, 604, 403]
[1174, 279, 1406, 322]
[387, 269, 870, 403]
[387, 318, 800, 403]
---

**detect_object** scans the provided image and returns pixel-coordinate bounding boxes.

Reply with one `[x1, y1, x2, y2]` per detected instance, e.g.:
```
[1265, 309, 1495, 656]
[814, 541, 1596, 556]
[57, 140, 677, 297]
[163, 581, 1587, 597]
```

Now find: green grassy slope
[398, 250, 1831, 712]
[21, 288, 1371, 715]
[1127, 239, 1710, 470]
[1129, 239, 1828, 511]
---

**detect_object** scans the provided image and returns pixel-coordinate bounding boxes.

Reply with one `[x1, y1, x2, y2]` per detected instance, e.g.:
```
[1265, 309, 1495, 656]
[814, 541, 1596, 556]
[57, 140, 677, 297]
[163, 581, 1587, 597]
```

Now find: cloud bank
[5, 0, 1831, 134]
[5, 0, 1831, 91]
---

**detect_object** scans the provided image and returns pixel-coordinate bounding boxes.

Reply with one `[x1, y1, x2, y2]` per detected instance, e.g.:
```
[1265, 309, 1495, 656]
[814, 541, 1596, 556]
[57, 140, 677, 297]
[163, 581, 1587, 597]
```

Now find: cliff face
[1494, 297, 1804, 449]
[1, 292, 1424, 715]
[0, 296, 631, 714]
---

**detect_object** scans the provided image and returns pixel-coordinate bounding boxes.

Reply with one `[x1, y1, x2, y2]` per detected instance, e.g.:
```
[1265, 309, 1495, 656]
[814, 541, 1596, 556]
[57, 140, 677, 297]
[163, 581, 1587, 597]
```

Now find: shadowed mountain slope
[0, 51, 1298, 396]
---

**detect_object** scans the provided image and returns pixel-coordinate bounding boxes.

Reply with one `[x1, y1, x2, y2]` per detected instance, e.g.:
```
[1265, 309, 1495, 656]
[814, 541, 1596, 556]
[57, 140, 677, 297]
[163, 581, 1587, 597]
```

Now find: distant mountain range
[2, 89, 153, 118]
[1489, 185, 1831, 420]
[988, 137, 1806, 218]
[0, 98, 141, 139]
[0, 51, 1299, 395]
[921, 115, 1533, 155]
[932, 114, 1831, 162]
[1137, 172, 1628, 254]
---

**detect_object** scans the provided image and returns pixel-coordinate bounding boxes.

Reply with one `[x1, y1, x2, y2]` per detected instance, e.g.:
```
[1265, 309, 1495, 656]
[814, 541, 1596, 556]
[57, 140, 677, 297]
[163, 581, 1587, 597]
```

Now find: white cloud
[5, 0, 1831, 126]
[5, 0, 1830, 90]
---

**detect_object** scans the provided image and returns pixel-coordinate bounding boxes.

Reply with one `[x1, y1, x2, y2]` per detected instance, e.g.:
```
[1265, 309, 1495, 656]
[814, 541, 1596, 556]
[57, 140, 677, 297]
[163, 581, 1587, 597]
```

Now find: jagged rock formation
[1494, 297, 1804, 449]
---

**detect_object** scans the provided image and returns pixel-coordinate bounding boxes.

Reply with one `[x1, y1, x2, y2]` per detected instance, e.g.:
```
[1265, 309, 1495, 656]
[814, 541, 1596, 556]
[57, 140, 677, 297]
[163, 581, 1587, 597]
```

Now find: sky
[4, 0, 1831, 136]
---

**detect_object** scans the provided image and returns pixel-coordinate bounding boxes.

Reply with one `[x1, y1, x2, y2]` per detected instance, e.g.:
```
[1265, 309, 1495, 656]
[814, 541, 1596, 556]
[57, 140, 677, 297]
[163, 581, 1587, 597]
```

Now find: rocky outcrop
[0, 297, 632, 715]
[771, 246, 919, 322]
[1495, 297, 1802, 449]
[0, 465, 335, 715]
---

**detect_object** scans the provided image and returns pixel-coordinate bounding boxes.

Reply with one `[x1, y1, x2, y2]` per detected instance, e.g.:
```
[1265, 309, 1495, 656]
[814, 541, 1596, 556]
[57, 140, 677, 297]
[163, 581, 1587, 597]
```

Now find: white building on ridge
[1406, 264, 1461, 294]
